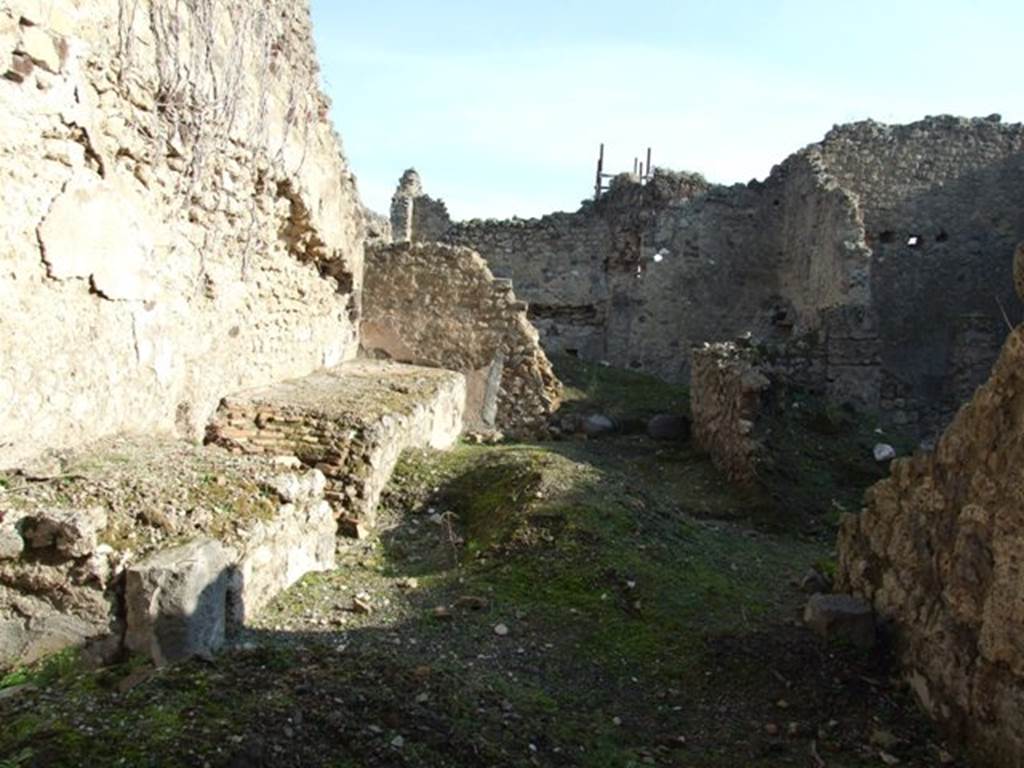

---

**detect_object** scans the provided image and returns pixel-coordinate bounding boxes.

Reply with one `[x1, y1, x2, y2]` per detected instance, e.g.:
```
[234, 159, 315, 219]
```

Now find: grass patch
[551, 353, 690, 423]
[1, 648, 86, 691]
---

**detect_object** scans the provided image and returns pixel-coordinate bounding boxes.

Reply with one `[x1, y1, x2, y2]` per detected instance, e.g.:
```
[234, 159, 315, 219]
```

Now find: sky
[310, 1, 1023, 220]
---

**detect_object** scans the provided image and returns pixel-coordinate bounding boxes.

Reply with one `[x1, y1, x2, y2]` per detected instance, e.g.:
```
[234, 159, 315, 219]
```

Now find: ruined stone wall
[445, 212, 610, 360]
[445, 166, 864, 388]
[0, 0, 364, 468]
[838, 321, 1024, 766]
[362, 242, 562, 436]
[389, 168, 451, 244]
[816, 116, 1024, 432]
[690, 342, 770, 485]
[0, 436, 336, 667]
[435, 117, 1024, 436]
[411, 195, 453, 243]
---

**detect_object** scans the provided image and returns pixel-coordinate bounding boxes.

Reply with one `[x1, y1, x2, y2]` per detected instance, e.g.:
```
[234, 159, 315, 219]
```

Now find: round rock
[646, 414, 691, 442]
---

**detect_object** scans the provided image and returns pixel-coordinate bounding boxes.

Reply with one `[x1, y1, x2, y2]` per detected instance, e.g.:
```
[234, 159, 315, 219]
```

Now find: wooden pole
[595, 143, 605, 199]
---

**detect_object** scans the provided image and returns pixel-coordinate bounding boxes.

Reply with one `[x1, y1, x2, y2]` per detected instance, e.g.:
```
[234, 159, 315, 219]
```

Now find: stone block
[0, 522, 24, 560]
[17, 24, 60, 73]
[125, 538, 234, 666]
[22, 507, 106, 558]
[803, 593, 876, 649]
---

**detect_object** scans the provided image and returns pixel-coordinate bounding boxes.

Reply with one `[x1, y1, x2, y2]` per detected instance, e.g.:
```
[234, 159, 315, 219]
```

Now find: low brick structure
[207, 360, 466, 527]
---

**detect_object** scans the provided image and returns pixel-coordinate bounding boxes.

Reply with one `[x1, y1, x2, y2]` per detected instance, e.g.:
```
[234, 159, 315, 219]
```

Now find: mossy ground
[0, 361, 957, 767]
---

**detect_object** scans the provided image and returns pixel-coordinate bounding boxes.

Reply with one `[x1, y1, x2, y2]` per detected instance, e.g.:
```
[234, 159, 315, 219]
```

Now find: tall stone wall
[838, 316, 1024, 766]
[0, 0, 364, 468]
[362, 242, 562, 437]
[446, 165, 865, 389]
[816, 116, 1024, 430]
[429, 117, 1024, 436]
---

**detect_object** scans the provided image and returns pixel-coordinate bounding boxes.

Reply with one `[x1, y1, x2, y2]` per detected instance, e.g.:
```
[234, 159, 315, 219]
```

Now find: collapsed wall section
[0, 436, 336, 668]
[446, 212, 610, 361]
[838, 318, 1024, 767]
[0, 0, 365, 468]
[362, 242, 562, 437]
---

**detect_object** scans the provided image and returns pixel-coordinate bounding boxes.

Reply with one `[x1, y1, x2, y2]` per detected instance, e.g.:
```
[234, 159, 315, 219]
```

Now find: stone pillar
[390, 169, 423, 243]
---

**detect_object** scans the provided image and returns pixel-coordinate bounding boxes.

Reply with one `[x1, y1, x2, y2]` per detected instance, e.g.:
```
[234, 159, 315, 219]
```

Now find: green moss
[551, 354, 690, 422]
[431, 444, 822, 683]
[1, 648, 85, 690]
[188, 477, 279, 539]
[442, 456, 544, 553]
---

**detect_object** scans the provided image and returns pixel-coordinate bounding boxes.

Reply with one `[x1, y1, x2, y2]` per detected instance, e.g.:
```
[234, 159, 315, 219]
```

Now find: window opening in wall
[936, 230, 949, 243]
[565, 349, 580, 358]
[907, 235, 922, 247]
[878, 231, 896, 244]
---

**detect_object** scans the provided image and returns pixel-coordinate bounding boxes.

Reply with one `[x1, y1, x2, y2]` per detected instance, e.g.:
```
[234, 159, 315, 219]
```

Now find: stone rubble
[802, 594, 876, 650]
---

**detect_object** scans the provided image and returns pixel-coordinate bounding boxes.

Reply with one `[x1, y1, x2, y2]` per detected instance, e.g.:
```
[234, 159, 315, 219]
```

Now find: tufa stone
[803, 593, 876, 649]
[125, 538, 234, 666]
[646, 414, 691, 442]
[22, 507, 107, 558]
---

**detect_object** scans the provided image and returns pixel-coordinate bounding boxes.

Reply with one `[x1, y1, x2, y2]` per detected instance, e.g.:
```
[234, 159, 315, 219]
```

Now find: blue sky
[311, 1, 1023, 220]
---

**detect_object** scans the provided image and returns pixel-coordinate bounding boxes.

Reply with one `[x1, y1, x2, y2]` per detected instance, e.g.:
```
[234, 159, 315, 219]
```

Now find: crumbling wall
[690, 342, 770, 485]
[446, 165, 866, 388]
[362, 242, 562, 436]
[207, 361, 466, 529]
[445, 212, 610, 360]
[838, 317, 1024, 766]
[0, 436, 336, 667]
[389, 168, 451, 243]
[435, 117, 1024, 436]
[0, 0, 364, 468]
[815, 116, 1024, 432]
